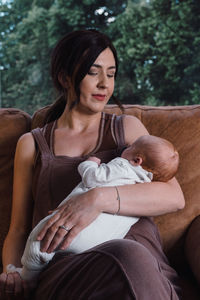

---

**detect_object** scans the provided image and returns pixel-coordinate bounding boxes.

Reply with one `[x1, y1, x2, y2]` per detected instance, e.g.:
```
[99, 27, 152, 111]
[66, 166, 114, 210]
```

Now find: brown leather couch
[0, 104, 200, 299]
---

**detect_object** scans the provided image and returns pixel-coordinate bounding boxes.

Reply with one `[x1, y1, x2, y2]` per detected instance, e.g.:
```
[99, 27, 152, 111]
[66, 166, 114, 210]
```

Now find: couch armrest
[185, 215, 200, 285]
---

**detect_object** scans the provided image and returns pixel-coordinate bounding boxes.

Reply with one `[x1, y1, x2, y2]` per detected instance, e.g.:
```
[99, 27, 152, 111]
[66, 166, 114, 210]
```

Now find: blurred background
[0, 0, 199, 114]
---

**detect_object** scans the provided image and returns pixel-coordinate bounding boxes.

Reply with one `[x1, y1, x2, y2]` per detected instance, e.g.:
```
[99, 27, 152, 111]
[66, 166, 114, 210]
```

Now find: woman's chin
[77, 102, 107, 114]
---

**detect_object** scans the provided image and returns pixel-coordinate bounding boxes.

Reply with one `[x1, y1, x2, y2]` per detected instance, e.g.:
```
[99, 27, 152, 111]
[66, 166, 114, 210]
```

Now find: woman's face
[78, 47, 116, 113]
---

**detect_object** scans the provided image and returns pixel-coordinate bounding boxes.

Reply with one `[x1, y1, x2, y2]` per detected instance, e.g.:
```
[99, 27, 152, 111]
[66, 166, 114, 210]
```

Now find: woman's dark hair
[45, 29, 122, 123]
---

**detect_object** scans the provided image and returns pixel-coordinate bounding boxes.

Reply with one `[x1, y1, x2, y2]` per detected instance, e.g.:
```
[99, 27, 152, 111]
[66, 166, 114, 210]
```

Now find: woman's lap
[34, 248, 133, 300]
[33, 218, 181, 300]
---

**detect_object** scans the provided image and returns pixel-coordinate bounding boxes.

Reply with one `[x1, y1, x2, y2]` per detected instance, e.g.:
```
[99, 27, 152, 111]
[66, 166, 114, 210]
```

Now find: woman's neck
[57, 105, 102, 133]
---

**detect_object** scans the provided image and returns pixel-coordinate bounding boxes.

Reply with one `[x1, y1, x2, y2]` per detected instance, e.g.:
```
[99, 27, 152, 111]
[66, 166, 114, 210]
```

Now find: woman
[0, 30, 184, 299]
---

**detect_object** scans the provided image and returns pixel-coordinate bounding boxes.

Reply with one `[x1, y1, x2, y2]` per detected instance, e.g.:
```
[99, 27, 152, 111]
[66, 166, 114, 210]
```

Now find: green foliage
[0, 0, 126, 113]
[107, 0, 200, 105]
[0, 3, 53, 113]
[0, 0, 200, 113]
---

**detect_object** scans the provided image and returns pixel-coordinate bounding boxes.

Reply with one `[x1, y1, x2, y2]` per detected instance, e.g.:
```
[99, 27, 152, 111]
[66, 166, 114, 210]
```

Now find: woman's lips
[92, 94, 106, 101]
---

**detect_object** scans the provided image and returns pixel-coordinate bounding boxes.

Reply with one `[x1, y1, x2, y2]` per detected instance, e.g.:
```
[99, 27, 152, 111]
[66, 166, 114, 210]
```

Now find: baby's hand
[86, 156, 101, 165]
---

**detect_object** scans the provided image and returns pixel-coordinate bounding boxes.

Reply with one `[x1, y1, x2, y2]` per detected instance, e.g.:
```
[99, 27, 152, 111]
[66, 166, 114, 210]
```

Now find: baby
[7, 135, 179, 281]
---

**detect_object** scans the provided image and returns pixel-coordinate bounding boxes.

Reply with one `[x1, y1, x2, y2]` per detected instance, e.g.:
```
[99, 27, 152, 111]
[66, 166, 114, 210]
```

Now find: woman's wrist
[92, 186, 119, 215]
[88, 187, 104, 213]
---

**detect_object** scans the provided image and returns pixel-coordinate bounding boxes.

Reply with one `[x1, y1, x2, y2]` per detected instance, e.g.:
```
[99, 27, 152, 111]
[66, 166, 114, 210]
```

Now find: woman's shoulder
[16, 132, 36, 163]
[18, 132, 35, 145]
[122, 114, 149, 145]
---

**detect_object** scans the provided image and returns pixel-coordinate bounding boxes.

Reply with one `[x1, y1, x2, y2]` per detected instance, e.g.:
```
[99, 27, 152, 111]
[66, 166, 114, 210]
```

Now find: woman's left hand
[37, 188, 102, 253]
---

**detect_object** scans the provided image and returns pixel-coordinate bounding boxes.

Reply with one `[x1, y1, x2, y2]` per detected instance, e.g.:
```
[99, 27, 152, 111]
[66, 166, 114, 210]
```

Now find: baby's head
[121, 135, 179, 182]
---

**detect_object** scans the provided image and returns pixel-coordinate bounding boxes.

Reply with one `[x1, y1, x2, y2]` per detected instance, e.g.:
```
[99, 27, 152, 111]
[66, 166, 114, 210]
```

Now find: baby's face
[121, 145, 139, 166]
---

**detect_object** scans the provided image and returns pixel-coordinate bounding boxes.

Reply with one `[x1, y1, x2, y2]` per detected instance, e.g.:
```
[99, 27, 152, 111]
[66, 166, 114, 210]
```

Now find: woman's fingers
[0, 272, 32, 300]
[40, 222, 61, 252]
[41, 217, 77, 253]
[0, 273, 7, 297]
[44, 227, 70, 253]
[59, 211, 99, 250]
[5, 273, 14, 293]
[40, 216, 72, 253]
[37, 210, 61, 241]
[39, 207, 73, 252]
[0, 272, 22, 299]
[59, 225, 81, 250]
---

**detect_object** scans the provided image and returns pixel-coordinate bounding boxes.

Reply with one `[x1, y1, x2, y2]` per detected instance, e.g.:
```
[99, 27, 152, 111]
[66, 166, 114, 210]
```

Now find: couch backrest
[0, 109, 31, 269]
[32, 104, 200, 268]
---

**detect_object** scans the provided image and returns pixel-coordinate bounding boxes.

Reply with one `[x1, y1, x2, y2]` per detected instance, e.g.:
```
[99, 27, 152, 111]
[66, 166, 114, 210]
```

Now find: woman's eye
[87, 70, 115, 77]
[107, 73, 115, 78]
[88, 71, 98, 76]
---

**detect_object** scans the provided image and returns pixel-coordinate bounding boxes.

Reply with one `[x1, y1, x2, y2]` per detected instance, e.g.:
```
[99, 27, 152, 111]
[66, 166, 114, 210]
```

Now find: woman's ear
[130, 156, 143, 166]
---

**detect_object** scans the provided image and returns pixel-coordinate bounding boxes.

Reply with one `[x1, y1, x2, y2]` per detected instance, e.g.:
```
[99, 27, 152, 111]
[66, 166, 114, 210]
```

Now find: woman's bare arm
[2, 133, 35, 271]
[95, 177, 184, 217]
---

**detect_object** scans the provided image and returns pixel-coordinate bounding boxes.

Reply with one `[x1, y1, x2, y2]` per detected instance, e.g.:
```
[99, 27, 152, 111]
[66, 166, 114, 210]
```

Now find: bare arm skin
[95, 177, 184, 217]
[38, 115, 184, 253]
[0, 133, 35, 297]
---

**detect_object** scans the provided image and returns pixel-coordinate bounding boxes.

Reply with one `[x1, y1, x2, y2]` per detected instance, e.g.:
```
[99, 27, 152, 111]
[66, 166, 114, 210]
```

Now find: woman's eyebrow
[92, 64, 116, 70]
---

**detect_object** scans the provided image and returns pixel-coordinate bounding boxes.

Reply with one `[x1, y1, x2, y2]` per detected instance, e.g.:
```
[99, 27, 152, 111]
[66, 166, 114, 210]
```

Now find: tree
[107, 0, 200, 105]
[0, 0, 126, 113]
[0, 0, 200, 112]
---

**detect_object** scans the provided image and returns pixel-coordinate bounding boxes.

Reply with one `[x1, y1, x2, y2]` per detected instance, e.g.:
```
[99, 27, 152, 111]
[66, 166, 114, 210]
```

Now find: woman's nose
[97, 74, 109, 88]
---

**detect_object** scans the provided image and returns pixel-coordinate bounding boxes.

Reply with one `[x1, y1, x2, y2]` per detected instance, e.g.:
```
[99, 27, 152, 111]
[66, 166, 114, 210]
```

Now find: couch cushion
[0, 109, 31, 270]
[32, 104, 200, 269]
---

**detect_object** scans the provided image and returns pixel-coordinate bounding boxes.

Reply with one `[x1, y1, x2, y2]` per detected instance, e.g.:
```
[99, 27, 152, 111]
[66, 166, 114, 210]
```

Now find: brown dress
[31, 112, 182, 300]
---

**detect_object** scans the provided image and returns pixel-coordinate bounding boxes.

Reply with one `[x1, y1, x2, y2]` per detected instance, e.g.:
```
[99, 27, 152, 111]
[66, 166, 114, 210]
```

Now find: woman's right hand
[0, 272, 32, 300]
[37, 187, 103, 253]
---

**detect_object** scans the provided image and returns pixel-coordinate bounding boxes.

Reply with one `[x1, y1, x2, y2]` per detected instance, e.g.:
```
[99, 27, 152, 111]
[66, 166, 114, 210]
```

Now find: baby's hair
[133, 135, 179, 182]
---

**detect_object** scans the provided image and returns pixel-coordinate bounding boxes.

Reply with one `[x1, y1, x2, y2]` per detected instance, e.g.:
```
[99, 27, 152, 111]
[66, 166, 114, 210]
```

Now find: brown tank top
[31, 112, 126, 228]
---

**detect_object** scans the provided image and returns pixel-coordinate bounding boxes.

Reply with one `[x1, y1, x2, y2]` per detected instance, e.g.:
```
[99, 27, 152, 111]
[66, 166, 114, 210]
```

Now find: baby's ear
[130, 156, 143, 166]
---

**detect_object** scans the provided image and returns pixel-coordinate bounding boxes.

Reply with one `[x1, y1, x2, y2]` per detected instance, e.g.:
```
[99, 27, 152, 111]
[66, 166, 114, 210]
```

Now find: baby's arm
[78, 157, 105, 188]
[78, 157, 129, 188]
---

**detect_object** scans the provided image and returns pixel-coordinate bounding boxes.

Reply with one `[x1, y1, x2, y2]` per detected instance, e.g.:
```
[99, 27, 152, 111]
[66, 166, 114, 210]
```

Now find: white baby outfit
[9, 158, 152, 281]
